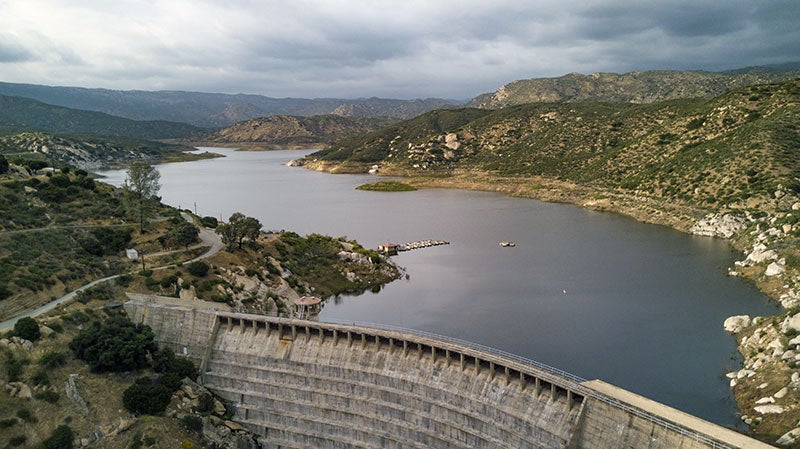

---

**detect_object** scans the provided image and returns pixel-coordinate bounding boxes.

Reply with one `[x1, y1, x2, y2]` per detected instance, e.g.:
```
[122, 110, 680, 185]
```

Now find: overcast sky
[0, 0, 798, 100]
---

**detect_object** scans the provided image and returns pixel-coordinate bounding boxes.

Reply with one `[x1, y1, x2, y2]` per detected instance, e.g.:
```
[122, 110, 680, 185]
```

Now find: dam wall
[124, 297, 773, 449]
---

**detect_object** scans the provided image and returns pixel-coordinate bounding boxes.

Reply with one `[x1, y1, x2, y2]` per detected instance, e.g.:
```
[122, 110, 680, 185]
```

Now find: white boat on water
[499, 241, 516, 247]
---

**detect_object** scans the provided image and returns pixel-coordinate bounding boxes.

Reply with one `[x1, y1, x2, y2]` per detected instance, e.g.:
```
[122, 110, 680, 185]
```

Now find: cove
[98, 147, 778, 427]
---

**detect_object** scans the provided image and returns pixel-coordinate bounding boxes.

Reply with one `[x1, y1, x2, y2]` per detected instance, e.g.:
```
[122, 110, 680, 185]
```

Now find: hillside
[310, 79, 800, 218]
[0, 83, 455, 127]
[0, 94, 200, 140]
[468, 67, 800, 109]
[0, 132, 211, 170]
[202, 114, 397, 148]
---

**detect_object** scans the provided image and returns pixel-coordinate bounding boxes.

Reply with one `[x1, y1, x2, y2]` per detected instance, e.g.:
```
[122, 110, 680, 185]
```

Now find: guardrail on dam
[123, 296, 773, 449]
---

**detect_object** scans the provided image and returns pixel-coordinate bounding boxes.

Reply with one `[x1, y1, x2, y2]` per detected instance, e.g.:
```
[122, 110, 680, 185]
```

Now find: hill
[0, 94, 201, 139]
[307, 78, 800, 220]
[467, 66, 800, 109]
[0, 132, 211, 170]
[0, 83, 455, 127]
[202, 114, 398, 148]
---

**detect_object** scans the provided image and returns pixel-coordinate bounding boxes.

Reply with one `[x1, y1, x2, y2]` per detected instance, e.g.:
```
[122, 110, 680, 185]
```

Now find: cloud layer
[1, 0, 797, 99]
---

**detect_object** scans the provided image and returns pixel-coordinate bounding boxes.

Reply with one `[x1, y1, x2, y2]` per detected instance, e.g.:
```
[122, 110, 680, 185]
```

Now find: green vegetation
[356, 181, 416, 191]
[13, 317, 40, 341]
[37, 424, 73, 449]
[121, 162, 161, 232]
[122, 377, 174, 416]
[216, 212, 262, 250]
[186, 261, 210, 277]
[69, 316, 156, 373]
[312, 78, 800, 213]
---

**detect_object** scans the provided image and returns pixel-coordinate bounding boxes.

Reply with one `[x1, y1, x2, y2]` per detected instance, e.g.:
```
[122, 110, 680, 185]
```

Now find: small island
[356, 181, 416, 192]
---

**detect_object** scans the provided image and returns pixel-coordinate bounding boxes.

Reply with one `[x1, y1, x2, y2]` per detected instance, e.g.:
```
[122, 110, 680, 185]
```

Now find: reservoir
[99, 147, 778, 427]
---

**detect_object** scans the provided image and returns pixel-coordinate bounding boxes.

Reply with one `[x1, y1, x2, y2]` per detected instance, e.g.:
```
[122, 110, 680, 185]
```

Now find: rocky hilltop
[468, 67, 800, 109]
[201, 114, 396, 148]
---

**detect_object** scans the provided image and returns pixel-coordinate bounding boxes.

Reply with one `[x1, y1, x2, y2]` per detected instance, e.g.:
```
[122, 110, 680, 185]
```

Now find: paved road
[0, 213, 224, 332]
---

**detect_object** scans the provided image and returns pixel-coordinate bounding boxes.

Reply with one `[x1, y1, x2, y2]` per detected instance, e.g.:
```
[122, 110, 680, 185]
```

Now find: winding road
[0, 213, 224, 332]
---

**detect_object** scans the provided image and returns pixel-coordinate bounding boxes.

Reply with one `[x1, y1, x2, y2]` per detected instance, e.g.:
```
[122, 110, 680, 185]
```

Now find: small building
[126, 249, 139, 260]
[292, 296, 322, 319]
[378, 242, 399, 256]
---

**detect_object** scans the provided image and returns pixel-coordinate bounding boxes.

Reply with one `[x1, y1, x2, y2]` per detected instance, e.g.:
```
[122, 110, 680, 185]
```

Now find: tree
[0, 154, 8, 174]
[14, 317, 41, 342]
[122, 162, 161, 232]
[69, 316, 156, 373]
[216, 212, 262, 250]
[167, 221, 199, 249]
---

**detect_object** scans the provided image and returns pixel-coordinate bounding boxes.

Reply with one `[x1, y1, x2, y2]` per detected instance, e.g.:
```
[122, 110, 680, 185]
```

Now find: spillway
[124, 295, 772, 449]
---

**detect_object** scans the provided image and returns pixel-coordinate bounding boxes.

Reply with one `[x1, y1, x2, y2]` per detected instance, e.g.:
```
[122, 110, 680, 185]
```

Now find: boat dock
[378, 240, 449, 255]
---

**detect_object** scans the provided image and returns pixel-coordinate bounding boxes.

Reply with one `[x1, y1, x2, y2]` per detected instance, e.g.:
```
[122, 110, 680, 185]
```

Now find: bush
[0, 418, 17, 429]
[200, 216, 218, 228]
[32, 368, 50, 386]
[4, 354, 26, 382]
[39, 351, 66, 368]
[122, 377, 173, 416]
[182, 414, 203, 433]
[38, 424, 73, 449]
[16, 408, 36, 423]
[14, 317, 41, 341]
[9, 435, 26, 447]
[34, 390, 60, 404]
[69, 316, 156, 373]
[187, 261, 210, 277]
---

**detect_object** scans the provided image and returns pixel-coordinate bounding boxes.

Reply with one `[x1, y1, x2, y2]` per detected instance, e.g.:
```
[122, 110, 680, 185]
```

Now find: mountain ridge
[467, 66, 800, 109]
[0, 82, 455, 127]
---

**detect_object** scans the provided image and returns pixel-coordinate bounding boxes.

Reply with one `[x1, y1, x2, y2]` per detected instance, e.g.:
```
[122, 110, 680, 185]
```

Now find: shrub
[39, 424, 73, 449]
[8, 435, 26, 447]
[4, 354, 26, 382]
[0, 418, 17, 429]
[39, 351, 66, 368]
[187, 261, 209, 277]
[32, 368, 50, 386]
[16, 408, 36, 423]
[122, 377, 173, 416]
[200, 216, 218, 228]
[14, 317, 41, 341]
[182, 414, 203, 433]
[69, 316, 156, 373]
[34, 390, 60, 404]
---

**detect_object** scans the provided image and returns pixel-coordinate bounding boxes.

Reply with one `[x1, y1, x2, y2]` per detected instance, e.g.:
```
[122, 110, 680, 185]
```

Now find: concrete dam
[124, 296, 772, 449]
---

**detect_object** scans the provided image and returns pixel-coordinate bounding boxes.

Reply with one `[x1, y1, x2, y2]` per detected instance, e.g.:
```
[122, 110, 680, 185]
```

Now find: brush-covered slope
[206, 114, 397, 147]
[468, 67, 800, 109]
[0, 94, 201, 139]
[0, 132, 204, 170]
[309, 78, 800, 213]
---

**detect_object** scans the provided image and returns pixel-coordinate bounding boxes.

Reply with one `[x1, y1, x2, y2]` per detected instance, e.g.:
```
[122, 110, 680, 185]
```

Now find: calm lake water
[99, 147, 778, 426]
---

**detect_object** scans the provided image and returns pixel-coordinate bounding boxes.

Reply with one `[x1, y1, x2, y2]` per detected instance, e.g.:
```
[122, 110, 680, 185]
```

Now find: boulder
[765, 261, 785, 276]
[723, 315, 751, 334]
[782, 313, 800, 334]
[39, 325, 54, 337]
[747, 248, 778, 264]
[690, 213, 747, 238]
[775, 387, 789, 399]
[754, 404, 785, 414]
[213, 399, 226, 416]
[777, 428, 800, 446]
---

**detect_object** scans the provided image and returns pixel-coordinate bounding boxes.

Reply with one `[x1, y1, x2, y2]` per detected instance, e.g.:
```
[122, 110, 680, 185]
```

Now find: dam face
[124, 296, 771, 449]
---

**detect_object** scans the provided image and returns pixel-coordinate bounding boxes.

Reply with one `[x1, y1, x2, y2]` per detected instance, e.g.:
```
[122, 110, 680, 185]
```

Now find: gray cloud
[0, 0, 797, 99]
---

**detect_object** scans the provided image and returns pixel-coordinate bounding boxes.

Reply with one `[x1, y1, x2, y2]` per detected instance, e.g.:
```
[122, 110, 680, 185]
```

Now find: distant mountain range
[0, 82, 455, 127]
[0, 94, 201, 139]
[467, 65, 800, 109]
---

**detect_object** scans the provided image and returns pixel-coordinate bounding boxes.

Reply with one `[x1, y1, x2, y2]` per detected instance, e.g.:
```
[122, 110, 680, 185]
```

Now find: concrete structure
[124, 296, 773, 449]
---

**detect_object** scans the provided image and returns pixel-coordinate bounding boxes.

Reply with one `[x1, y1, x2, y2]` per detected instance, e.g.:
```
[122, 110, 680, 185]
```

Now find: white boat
[499, 241, 516, 247]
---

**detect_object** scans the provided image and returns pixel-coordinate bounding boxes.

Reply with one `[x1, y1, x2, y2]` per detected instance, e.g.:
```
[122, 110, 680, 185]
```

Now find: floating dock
[378, 240, 449, 255]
